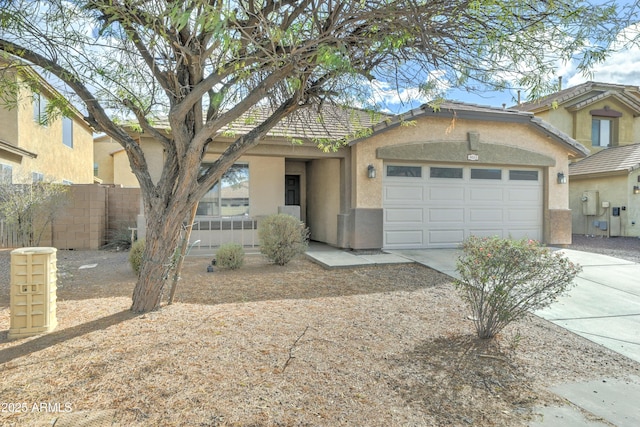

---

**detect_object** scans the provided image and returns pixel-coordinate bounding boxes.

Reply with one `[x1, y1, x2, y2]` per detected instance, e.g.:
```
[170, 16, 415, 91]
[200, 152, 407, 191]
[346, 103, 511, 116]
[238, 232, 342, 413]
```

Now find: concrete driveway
[390, 248, 640, 364]
[390, 247, 640, 426]
[534, 249, 640, 364]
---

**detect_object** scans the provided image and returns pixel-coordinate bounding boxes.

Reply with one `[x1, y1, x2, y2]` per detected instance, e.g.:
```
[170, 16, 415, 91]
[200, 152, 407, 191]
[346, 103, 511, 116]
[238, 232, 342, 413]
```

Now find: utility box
[610, 214, 622, 237]
[582, 190, 599, 216]
[8, 247, 57, 340]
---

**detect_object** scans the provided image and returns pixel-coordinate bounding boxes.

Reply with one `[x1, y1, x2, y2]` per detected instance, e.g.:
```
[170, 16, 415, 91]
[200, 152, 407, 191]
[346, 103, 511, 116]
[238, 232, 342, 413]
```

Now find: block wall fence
[44, 184, 140, 250]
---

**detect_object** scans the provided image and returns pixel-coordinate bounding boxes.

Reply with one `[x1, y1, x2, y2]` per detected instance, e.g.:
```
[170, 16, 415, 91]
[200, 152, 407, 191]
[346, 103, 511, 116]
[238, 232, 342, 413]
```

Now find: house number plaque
[467, 154, 479, 161]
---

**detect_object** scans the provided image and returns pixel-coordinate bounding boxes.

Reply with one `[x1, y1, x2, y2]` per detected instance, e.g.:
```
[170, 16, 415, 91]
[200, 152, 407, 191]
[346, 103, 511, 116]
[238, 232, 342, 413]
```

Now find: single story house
[569, 143, 640, 238]
[96, 101, 588, 250]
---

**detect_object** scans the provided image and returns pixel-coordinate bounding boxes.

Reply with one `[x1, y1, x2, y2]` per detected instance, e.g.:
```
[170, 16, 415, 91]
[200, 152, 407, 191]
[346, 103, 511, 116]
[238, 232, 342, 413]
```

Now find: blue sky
[374, 0, 640, 112]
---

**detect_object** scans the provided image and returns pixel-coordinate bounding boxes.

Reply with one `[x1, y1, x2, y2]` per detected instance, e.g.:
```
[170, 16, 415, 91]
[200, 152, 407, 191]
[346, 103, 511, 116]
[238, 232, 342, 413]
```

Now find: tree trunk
[168, 203, 199, 305]
[130, 204, 184, 313]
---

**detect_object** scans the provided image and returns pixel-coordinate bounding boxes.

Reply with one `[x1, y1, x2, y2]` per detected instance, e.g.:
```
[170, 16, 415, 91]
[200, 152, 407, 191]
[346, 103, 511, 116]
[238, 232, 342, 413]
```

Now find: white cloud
[561, 23, 640, 87]
[367, 71, 451, 113]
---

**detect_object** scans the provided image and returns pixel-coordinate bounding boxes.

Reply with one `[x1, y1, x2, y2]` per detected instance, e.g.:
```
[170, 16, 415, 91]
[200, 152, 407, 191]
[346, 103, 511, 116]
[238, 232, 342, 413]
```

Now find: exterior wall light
[634, 186, 640, 194]
[557, 172, 567, 184]
[367, 164, 376, 179]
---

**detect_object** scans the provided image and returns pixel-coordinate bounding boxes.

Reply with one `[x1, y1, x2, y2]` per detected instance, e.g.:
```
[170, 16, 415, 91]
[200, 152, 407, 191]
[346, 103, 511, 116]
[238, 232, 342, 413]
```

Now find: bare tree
[0, 0, 633, 312]
[0, 179, 70, 247]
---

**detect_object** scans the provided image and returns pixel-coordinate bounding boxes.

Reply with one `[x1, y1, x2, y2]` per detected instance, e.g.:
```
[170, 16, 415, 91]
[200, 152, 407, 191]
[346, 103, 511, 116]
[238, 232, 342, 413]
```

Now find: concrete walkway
[306, 245, 640, 427]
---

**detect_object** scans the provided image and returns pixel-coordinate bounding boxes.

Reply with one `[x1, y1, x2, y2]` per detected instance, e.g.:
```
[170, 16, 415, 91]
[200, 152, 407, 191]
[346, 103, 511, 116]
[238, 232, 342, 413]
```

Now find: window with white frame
[62, 117, 73, 148]
[591, 118, 612, 147]
[197, 163, 250, 217]
[32, 172, 44, 183]
[32, 92, 48, 126]
[0, 164, 12, 184]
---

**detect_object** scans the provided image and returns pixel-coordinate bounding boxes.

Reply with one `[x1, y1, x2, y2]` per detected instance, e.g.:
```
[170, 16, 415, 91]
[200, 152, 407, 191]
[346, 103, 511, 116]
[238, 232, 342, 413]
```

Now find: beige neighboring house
[0, 60, 94, 185]
[568, 144, 640, 237]
[514, 82, 640, 237]
[95, 102, 587, 250]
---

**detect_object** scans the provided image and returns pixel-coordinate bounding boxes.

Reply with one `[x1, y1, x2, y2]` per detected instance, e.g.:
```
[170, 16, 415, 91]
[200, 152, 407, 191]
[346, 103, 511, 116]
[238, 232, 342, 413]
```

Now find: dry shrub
[258, 214, 309, 265]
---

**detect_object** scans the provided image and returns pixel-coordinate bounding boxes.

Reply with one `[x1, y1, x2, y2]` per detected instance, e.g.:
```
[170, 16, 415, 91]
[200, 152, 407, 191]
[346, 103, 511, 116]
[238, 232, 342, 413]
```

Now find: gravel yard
[0, 235, 638, 426]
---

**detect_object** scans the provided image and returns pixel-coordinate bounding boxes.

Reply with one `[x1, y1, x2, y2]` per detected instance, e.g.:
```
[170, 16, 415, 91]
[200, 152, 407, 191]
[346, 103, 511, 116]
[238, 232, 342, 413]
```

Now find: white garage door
[383, 164, 543, 249]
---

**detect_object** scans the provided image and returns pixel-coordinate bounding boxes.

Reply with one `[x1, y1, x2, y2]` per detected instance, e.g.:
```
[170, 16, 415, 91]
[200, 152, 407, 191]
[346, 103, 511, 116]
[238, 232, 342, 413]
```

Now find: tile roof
[569, 143, 640, 176]
[150, 104, 393, 141]
[512, 81, 640, 115]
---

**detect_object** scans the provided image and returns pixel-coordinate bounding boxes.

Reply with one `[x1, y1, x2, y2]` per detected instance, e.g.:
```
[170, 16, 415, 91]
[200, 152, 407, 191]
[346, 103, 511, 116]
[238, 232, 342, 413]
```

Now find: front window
[32, 172, 44, 183]
[32, 92, 48, 126]
[592, 118, 612, 147]
[197, 163, 249, 217]
[62, 117, 73, 148]
[0, 164, 12, 184]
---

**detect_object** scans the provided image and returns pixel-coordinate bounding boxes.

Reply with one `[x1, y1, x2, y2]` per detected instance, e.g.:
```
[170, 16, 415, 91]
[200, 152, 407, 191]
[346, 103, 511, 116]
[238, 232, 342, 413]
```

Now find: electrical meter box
[8, 247, 57, 340]
[582, 190, 599, 216]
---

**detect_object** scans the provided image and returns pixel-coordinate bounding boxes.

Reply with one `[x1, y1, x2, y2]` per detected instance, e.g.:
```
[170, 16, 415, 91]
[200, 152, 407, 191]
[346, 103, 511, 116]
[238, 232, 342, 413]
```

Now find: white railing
[187, 216, 258, 249]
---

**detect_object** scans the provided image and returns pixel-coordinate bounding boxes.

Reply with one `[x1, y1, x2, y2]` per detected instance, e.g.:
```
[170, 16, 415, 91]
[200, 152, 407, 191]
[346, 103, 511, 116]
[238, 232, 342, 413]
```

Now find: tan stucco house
[568, 144, 640, 237]
[96, 101, 587, 250]
[514, 82, 640, 237]
[0, 60, 95, 185]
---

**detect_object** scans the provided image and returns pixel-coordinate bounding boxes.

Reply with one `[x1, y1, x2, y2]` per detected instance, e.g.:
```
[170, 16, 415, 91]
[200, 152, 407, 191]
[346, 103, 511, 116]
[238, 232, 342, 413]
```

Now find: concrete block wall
[51, 184, 107, 250]
[45, 184, 140, 250]
[106, 186, 141, 243]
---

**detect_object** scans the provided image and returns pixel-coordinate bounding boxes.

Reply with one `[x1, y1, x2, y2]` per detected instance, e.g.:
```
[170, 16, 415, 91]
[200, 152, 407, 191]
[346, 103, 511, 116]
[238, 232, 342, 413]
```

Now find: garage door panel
[429, 208, 464, 222]
[429, 186, 464, 201]
[428, 229, 465, 245]
[469, 187, 504, 201]
[385, 230, 423, 245]
[468, 229, 505, 239]
[386, 208, 423, 223]
[507, 208, 540, 222]
[508, 188, 541, 202]
[384, 185, 423, 202]
[383, 165, 542, 249]
[469, 208, 503, 222]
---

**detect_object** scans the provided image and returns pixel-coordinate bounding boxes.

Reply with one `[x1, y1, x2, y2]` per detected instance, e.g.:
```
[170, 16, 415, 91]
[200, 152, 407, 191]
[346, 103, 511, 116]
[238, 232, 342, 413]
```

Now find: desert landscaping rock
[0, 236, 639, 426]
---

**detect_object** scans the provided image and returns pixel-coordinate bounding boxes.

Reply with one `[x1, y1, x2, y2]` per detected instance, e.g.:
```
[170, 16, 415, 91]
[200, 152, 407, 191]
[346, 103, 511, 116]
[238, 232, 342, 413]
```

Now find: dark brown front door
[285, 175, 300, 205]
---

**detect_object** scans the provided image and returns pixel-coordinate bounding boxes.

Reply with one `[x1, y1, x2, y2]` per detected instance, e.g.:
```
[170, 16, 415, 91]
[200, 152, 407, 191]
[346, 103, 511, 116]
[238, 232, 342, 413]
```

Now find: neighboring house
[0, 59, 95, 185]
[514, 82, 640, 237]
[96, 101, 586, 249]
[568, 144, 640, 237]
[513, 81, 640, 154]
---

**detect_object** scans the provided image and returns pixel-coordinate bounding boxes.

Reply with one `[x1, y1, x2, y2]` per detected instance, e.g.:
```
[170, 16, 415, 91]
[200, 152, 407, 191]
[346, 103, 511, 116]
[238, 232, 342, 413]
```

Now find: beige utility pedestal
[8, 247, 57, 340]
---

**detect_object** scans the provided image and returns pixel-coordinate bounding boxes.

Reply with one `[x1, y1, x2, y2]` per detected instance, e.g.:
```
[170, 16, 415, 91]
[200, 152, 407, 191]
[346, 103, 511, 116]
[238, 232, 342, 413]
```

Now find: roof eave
[569, 169, 630, 180]
[0, 138, 38, 159]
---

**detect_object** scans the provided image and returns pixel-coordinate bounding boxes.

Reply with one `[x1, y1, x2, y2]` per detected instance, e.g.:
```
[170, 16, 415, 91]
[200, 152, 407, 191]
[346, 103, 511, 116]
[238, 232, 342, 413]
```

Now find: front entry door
[285, 175, 300, 205]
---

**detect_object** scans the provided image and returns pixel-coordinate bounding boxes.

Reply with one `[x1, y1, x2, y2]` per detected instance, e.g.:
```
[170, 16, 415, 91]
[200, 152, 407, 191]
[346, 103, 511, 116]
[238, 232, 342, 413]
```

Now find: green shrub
[215, 243, 245, 270]
[129, 239, 145, 275]
[258, 214, 310, 265]
[455, 236, 581, 339]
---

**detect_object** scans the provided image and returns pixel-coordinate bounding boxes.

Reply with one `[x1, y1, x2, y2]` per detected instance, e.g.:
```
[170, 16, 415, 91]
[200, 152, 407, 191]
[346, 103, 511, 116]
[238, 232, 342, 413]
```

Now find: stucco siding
[112, 151, 140, 187]
[351, 116, 571, 211]
[569, 174, 640, 237]
[0, 70, 19, 146]
[629, 170, 640, 236]
[306, 158, 340, 245]
[247, 156, 284, 217]
[94, 137, 119, 184]
[0, 104, 18, 146]
[10, 84, 94, 184]
[573, 98, 635, 153]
